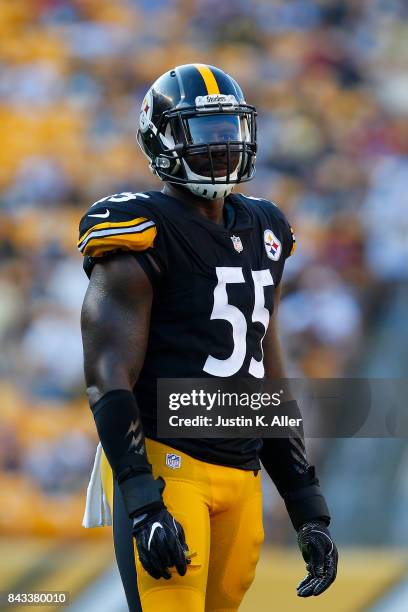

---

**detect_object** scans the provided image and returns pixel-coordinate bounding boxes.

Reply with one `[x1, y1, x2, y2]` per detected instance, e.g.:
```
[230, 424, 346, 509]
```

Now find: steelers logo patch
[264, 229, 282, 261]
[139, 89, 153, 133]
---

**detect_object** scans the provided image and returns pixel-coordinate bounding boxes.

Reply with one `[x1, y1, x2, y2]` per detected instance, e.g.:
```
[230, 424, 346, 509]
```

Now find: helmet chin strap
[182, 159, 238, 200]
[187, 182, 235, 199]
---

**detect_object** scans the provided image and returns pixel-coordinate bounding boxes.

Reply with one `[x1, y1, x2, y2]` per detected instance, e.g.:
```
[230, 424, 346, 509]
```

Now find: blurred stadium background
[1, 0, 408, 610]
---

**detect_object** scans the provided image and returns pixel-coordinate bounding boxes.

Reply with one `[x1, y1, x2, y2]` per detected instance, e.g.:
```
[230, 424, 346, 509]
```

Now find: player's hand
[296, 520, 338, 597]
[132, 506, 190, 580]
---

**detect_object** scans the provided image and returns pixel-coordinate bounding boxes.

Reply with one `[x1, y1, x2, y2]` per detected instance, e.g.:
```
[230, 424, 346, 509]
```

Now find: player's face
[182, 115, 248, 178]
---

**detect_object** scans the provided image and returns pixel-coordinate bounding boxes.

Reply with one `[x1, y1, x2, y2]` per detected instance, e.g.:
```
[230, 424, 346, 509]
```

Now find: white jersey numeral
[204, 267, 247, 377]
[90, 192, 149, 207]
[203, 267, 274, 378]
[249, 269, 274, 377]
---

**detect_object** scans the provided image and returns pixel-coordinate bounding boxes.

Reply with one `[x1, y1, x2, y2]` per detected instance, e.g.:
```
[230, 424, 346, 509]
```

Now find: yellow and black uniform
[101, 439, 263, 611]
[79, 190, 295, 469]
[79, 190, 326, 612]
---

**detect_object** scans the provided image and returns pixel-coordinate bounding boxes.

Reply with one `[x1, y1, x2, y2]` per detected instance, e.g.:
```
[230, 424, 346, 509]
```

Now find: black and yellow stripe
[176, 63, 243, 106]
[77, 217, 156, 258]
[194, 64, 220, 95]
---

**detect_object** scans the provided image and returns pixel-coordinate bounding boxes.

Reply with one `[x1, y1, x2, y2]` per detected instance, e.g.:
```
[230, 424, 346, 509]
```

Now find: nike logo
[88, 209, 110, 218]
[148, 522, 163, 551]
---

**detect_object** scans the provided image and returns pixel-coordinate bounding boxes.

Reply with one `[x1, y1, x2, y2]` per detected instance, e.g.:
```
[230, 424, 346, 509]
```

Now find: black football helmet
[137, 63, 257, 199]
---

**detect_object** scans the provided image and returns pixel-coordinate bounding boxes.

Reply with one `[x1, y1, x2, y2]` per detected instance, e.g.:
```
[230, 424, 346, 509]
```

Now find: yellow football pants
[101, 438, 264, 612]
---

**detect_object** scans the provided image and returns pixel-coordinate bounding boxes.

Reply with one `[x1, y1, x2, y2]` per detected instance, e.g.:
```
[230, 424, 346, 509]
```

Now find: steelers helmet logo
[139, 89, 153, 133]
[264, 229, 281, 261]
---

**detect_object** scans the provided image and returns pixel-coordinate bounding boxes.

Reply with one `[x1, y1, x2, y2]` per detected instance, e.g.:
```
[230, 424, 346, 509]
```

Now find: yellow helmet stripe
[194, 64, 220, 95]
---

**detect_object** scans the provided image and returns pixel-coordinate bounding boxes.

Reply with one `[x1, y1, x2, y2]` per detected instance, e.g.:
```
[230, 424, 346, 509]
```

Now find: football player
[80, 64, 338, 611]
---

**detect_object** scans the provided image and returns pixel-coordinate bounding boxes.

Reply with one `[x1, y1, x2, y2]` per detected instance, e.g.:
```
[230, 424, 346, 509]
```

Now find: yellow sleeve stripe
[77, 217, 152, 249]
[78, 219, 156, 253]
[194, 64, 220, 95]
[81, 225, 157, 257]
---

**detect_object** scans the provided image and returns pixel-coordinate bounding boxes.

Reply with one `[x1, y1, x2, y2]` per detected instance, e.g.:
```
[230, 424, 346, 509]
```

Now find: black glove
[118, 470, 190, 580]
[127, 474, 190, 580]
[296, 519, 338, 597]
[132, 507, 190, 580]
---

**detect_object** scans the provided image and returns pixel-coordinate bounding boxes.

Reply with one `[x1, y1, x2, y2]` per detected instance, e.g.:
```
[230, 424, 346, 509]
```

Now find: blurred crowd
[0, 0, 407, 535]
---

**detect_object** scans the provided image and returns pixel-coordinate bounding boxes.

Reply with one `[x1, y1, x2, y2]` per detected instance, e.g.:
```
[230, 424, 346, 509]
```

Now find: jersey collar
[151, 190, 254, 235]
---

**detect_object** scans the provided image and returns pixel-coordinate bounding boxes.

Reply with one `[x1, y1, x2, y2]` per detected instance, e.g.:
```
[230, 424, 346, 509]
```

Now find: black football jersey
[78, 190, 295, 470]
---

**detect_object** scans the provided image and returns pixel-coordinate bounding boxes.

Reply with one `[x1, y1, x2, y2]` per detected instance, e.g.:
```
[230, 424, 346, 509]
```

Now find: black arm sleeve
[259, 401, 330, 530]
[91, 390, 164, 517]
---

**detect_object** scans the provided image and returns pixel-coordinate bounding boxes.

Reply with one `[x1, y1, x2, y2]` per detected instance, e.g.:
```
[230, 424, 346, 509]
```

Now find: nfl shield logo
[231, 235, 243, 253]
[166, 453, 181, 469]
[264, 229, 282, 261]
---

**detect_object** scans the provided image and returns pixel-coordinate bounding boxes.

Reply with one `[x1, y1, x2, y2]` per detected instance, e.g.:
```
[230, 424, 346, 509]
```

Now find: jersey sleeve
[273, 206, 296, 287]
[77, 193, 157, 259]
[242, 194, 296, 261]
[275, 206, 296, 260]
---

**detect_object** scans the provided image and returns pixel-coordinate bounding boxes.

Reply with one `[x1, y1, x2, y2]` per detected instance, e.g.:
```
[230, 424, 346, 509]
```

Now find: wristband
[284, 482, 330, 530]
[120, 473, 165, 518]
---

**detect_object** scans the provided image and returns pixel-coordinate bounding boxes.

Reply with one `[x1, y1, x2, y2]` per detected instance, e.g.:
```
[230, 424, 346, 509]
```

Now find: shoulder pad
[238, 193, 278, 209]
[90, 191, 151, 207]
[239, 194, 296, 258]
[77, 192, 156, 258]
